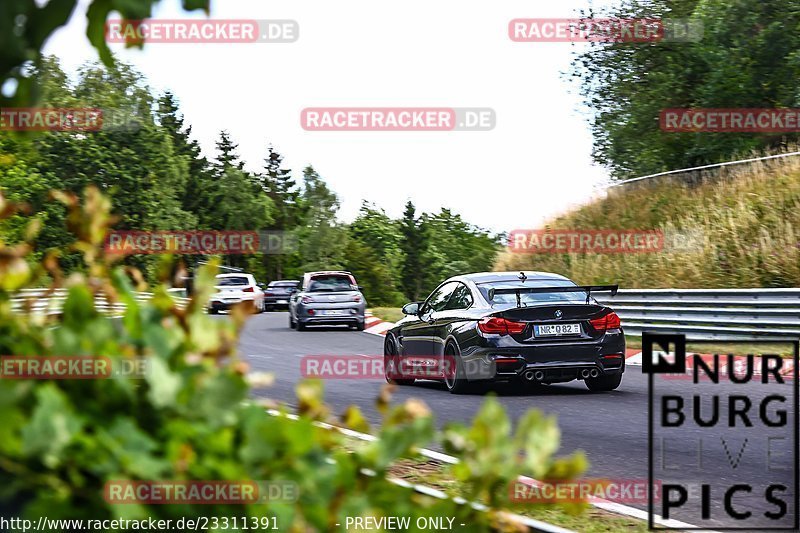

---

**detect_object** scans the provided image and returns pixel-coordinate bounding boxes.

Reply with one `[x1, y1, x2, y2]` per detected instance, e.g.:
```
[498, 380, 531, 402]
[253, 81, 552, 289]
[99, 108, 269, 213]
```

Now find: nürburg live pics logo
[644, 332, 799, 530]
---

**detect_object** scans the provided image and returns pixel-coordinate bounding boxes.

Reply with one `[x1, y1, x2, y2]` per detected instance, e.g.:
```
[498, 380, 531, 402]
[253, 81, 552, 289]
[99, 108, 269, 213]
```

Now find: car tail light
[590, 311, 621, 331]
[302, 296, 314, 304]
[265, 292, 274, 296]
[352, 295, 361, 303]
[307, 309, 315, 315]
[478, 317, 526, 335]
[243, 287, 254, 293]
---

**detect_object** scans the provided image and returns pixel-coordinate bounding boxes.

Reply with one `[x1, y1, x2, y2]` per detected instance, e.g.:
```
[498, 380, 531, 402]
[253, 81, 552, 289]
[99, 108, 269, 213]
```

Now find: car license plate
[534, 324, 581, 337]
[277, 299, 288, 304]
[320, 309, 345, 316]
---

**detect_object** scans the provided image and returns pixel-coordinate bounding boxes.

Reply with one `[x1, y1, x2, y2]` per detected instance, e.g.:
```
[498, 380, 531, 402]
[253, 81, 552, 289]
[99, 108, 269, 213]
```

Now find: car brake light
[302, 296, 314, 304]
[478, 317, 526, 335]
[265, 292, 274, 296]
[243, 287, 254, 292]
[590, 311, 621, 331]
[352, 295, 361, 303]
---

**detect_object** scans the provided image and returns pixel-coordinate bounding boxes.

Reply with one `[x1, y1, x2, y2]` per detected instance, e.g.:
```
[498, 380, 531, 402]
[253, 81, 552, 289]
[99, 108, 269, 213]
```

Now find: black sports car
[384, 271, 625, 393]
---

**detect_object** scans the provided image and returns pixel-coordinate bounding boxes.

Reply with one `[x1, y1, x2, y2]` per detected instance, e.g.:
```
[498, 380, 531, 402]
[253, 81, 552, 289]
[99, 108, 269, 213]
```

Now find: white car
[208, 273, 265, 314]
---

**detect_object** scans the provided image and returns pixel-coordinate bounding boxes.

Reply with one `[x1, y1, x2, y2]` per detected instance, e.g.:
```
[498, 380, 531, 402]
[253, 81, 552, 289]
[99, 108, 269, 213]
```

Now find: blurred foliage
[1, 0, 209, 107]
[572, 0, 800, 178]
[0, 187, 586, 531]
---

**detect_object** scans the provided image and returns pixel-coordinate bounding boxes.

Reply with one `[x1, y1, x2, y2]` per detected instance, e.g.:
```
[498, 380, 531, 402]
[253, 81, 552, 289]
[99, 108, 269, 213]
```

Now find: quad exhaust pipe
[580, 368, 600, 379]
[525, 368, 599, 381]
[523, 370, 546, 381]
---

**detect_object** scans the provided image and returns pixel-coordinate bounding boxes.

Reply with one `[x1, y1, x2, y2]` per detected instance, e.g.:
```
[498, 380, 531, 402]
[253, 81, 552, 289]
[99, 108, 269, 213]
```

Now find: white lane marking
[263, 409, 719, 531]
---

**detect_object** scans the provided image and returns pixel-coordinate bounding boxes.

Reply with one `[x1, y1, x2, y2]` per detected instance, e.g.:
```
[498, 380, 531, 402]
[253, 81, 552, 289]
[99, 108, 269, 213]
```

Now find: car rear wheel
[296, 320, 307, 331]
[209, 308, 218, 315]
[443, 342, 472, 394]
[584, 372, 623, 392]
[384, 336, 414, 386]
[289, 313, 296, 329]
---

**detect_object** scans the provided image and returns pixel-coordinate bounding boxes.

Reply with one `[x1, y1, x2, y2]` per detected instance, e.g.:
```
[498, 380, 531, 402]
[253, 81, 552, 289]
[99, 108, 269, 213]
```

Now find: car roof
[306, 271, 352, 276]
[453, 271, 571, 285]
[215, 273, 252, 278]
[269, 279, 300, 283]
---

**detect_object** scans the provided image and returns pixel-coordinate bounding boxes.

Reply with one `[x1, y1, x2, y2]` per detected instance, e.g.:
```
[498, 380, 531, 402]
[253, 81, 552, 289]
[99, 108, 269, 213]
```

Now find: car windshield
[216, 276, 249, 286]
[269, 282, 297, 288]
[478, 279, 588, 306]
[307, 275, 354, 292]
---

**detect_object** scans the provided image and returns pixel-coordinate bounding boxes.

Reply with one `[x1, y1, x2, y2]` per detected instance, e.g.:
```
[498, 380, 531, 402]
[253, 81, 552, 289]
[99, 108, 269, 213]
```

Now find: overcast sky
[43, 0, 615, 234]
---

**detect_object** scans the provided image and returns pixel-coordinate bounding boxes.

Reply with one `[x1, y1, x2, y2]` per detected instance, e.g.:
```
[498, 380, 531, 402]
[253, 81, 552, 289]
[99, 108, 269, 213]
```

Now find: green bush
[0, 187, 586, 531]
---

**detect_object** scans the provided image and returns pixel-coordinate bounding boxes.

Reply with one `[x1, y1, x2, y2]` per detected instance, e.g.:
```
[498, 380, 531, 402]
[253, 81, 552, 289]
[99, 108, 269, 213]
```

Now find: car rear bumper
[264, 297, 291, 306]
[296, 302, 365, 325]
[460, 330, 625, 382]
[209, 296, 257, 310]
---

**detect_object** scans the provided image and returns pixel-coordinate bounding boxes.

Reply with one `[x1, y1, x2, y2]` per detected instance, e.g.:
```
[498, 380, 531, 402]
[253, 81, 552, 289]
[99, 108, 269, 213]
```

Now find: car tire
[355, 320, 365, 331]
[289, 313, 296, 329]
[444, 342, 472, 394]
[209, 308, 218, 315]
[296, 321, 307, 331]
[384, 336, 414, 386]
[584, 372, 623, 392]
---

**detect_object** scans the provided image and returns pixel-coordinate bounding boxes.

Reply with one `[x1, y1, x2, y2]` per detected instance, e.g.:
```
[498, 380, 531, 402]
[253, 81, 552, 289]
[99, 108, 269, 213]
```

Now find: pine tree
[399, 200, 430, 301]
[157, 92, 213, 226]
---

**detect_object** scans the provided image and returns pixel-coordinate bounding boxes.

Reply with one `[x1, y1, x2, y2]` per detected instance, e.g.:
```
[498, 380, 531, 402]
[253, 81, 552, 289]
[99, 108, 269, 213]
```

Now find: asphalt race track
[237, 312, 797, 530]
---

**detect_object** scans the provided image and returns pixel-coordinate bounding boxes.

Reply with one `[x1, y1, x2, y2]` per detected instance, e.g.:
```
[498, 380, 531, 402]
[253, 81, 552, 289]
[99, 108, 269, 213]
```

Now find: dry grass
[496, 152, 800, 288]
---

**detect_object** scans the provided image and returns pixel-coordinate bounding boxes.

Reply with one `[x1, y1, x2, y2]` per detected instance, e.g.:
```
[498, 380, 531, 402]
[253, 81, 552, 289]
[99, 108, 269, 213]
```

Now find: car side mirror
[258, 283, 266, 289]
[402, 302, 420, 316]
[357, 285, 364, 292]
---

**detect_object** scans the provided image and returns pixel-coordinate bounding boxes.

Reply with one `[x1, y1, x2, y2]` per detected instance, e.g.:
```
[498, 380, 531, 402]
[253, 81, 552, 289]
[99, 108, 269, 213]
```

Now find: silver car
[288, 271, 366, 331]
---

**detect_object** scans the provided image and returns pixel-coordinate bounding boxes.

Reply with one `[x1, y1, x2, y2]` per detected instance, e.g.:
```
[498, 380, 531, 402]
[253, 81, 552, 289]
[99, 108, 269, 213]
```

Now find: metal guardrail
[595, 288, 800, 341]
[608, 150, 800, 188]
[12, 287, 800, 341]
[10, 288, 191, 317]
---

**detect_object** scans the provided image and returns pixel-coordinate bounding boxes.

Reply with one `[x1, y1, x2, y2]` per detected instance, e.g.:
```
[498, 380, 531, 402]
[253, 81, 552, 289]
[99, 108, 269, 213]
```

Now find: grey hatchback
[288, 271, 367, 331]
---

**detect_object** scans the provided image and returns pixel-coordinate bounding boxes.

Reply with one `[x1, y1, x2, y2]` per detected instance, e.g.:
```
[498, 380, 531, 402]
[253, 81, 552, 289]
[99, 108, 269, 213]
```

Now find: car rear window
[307, 275, 354, 292]
[216, 276, 250, 286]
[478, 280, 587, 305]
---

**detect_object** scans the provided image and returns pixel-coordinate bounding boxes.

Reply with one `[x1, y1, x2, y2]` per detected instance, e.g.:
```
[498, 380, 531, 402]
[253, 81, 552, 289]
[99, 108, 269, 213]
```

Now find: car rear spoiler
[488, 285, 619, 307]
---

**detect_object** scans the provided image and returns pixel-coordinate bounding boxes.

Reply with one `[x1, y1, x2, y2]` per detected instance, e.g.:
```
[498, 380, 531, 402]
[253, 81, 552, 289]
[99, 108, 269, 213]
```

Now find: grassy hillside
[496, 156, 800, 288]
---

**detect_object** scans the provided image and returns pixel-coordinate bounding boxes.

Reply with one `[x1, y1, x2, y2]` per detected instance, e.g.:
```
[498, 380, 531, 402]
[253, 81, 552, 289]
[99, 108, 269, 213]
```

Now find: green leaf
[21, 384, 83, 468]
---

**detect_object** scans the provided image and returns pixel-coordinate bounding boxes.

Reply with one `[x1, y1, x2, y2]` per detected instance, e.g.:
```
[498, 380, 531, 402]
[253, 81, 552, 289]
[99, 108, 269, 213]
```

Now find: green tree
[399, 201, 431, 301]
[157, 91, 215, 228]
[572, 0, 800, 178]
[294, 166, 346, 272]
[259, 145, 301, 280]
